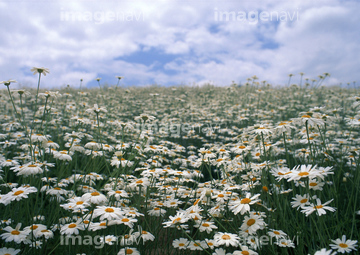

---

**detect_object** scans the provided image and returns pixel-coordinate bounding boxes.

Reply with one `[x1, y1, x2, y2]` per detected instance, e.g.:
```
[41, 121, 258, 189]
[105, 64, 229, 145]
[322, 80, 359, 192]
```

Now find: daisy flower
[233, 245, 258, 255]
[329, 235, 358, 253]
[301, 198, 336, 216]
[286, 165, 321, 182]
[5, 186, 37, 203]
[275, 238, 295, 248]
[117, 247, 140, 255]
[204, 238, 218, 249]
[188, 240, 206, 251]
[24, 224, 47, 238]
[314, 248, 336, 255]
[172, 238, 190, 249]
[290, 194, 312, 210]
[0, 247, 21, 255]
[100, 235, 117, 245]
[212, 248, 231, 255]
[60, 220, 85, 236]
[267, 229, 288, 239]
[163, 212, 189, 228]
[82, 191, 108, 204]
[0, 223, 29, 243]
[93, 206, 124, 221]
[148, 207, 166, 217]
[61, 197, 90, 212]
[194, 221, 218, 234]
[139, 230, 155, 244]
[53, 150, 73, 161]
[30, 67, 50, 75]
[116, 217, 137, 228]
[37, 229, 54, 240]
[14, 163, 43, 177]
[229, 193, 261, 215]
[213, 232, 240, 247]
[240, 214, 266, 235]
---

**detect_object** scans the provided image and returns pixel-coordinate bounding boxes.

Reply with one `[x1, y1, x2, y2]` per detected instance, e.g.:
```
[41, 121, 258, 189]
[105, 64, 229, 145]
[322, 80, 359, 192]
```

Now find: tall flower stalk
[1, 80, 20, 120]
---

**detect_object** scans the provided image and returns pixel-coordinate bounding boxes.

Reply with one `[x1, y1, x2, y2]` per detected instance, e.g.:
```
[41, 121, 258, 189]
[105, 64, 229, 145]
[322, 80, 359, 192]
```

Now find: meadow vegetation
[0, 70, 359, 254]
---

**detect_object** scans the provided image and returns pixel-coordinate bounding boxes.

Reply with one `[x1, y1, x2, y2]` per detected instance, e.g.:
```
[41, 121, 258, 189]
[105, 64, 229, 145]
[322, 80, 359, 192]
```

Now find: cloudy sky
[0, 0, 359, 88]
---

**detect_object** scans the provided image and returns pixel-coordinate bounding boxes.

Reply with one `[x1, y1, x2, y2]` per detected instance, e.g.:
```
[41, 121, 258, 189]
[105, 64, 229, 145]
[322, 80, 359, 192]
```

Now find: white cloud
[0, 0, 359, 88]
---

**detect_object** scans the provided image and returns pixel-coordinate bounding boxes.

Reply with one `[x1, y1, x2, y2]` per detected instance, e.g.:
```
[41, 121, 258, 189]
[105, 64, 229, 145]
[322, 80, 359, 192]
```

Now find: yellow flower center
[202, 223, 210, 227]
[241, 198, 251, 204]
[122, 218, 130, 222]
[91, 192, 100, 196]
[273, 231, 280, 235]
[172, 217, 181, 223]
[13, 190, 24, 196]
[68, 224, 77, 228]
[242, 251, 250, 255]
[339, 243, 348, 248]
[76, 201, 84, 205]
[247, 219, 256, 226]
[222, 234, 231, 240]
[126, 249, 134, 254]
[105, 208, 114, 213]
[300, 199, 308, 203]
[298, 172, 309, 176]
[11, 230, 20, 235]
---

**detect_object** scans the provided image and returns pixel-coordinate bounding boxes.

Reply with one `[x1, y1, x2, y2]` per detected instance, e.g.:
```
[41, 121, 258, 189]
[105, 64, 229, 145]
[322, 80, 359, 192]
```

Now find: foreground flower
[233, 245, 258, 255]
[0, 247, 21, 255]
[291, 194, 312, 210]
[229, 193, 261, 215]
[275, 238, 295, 248]
[117, 247, 140, 255]
[240, 214, 266, 235]
[267, 229, 288, 239]
[0, 80, 17, 86]
[173, 237, 189, 249]
[0, 223, 29, 243]
[212, 247, 231, 255]
[329, 235, 358, 253]
[194, 221, 218, 234]
[93, 206, 124, 221]
[301, 198, 336, 216]
[82, 191, 108, 204]
[286, 165, 321, 182]
[60, 221, 85, 236]
[313, 248, 336, 255]
[213, 232, 240, 247]
[163, 212, 189, 228]
[30, 67, 50, 76]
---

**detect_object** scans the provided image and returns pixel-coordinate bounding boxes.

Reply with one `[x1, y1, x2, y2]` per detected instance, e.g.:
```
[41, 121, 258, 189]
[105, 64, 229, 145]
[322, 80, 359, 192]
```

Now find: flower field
[0, 71, 359, 255]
